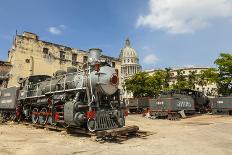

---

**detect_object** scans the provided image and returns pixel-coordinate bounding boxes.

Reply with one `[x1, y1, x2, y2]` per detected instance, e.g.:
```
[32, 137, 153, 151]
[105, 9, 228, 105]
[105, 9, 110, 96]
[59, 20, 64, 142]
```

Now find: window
[43, 48, 48, 55]
[112, 62, 115, 68]
[127, 59, 130, 63]
[83, 56, 88, 63]
[72, 53, 77, 65]
[60, 51, 65, 60]
[25, 59, 30, 63]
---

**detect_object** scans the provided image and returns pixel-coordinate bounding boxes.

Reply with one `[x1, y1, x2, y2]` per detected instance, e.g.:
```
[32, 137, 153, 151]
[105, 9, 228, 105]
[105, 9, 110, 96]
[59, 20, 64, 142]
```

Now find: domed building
[119, 38, 141, 77]
[119, 38, 141, 103]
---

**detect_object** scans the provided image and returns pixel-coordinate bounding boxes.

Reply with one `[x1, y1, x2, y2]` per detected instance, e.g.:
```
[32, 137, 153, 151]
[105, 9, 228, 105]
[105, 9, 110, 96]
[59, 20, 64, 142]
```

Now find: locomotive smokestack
[88, 48, 102, 65]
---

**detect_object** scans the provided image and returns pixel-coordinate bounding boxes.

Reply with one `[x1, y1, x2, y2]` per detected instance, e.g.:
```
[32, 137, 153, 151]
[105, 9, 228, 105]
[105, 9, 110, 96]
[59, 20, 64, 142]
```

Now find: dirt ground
[0, 114, 232, 155]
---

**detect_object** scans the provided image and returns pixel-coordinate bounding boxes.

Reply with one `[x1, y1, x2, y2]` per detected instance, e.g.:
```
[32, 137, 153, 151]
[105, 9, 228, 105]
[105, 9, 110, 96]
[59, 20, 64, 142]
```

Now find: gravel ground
[0, 114, 232, 155]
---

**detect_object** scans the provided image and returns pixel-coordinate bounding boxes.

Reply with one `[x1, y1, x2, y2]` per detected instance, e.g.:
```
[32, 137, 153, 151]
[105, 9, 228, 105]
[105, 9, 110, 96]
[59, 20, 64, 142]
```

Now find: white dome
[119, 39, 138, 59]
[119, 38, 142, 76]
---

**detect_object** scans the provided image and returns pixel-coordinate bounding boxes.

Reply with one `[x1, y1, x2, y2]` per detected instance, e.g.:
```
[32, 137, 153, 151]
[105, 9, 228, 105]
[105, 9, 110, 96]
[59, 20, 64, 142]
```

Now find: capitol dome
[119, 39, 138, 59]
[119, 38, 141, 76]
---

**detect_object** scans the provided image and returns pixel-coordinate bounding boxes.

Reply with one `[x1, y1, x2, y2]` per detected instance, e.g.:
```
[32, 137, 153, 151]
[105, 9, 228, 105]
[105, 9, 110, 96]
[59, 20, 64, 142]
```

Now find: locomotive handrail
[21, 71, 87, 99]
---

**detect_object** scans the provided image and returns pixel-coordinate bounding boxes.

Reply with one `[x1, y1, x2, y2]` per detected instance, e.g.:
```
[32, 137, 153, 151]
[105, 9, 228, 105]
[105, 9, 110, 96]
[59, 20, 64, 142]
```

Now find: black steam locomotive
[0, 48, 127, 132]
[147, 89, 210, 120]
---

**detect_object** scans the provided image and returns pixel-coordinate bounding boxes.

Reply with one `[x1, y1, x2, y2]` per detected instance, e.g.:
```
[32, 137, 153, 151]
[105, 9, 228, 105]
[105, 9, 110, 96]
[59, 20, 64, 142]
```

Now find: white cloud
[137, 0, 232, 34]
[48, 25, 66, 35]
[143, 54, 159, 64]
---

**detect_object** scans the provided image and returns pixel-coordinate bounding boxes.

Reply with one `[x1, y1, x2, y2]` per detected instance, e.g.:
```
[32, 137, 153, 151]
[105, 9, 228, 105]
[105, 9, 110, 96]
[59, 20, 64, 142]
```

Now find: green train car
[127, 97, 150, 113]
[148, 89, 210, 120]
[210, 96, 232, 115]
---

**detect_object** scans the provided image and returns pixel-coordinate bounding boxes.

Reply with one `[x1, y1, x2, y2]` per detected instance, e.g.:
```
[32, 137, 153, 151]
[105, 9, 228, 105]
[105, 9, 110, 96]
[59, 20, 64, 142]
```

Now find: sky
[0, 0, 232, 70]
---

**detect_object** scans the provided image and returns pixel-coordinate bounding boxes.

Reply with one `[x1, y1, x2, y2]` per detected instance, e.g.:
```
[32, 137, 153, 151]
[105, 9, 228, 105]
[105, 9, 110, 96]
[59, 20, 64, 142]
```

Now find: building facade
[7, 32, 121, 87]
[119, 38, 141, 103]
[0, 61, 12, 88]
[145, 67, 218, 95]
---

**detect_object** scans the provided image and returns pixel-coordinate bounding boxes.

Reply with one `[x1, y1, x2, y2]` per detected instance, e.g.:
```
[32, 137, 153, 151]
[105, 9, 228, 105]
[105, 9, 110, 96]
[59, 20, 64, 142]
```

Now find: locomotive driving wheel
[167, 113, 181, 121]
[39, 108, 48, 125]
[32, 108, 39, 124]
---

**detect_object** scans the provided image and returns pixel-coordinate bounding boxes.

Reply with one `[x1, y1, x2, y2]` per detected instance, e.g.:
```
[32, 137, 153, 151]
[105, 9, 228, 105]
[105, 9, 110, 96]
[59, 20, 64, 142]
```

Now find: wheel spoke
[39, 108, 48, 125]
[32, 108, 39, 124]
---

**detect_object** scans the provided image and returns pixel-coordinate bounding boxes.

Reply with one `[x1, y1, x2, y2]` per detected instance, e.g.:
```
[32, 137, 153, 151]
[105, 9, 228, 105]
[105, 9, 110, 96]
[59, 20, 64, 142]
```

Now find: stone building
[119, 38, 141, 77]
[0, 61, 12, 88]
[7, 31, 121, 87]
[119, 38, 141, 103]
[145, 67, 218, 95]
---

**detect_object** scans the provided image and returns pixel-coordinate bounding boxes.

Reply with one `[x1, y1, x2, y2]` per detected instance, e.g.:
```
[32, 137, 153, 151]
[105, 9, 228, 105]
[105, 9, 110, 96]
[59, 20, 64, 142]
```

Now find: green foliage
[124, 71, 166, 97]
[173, 70, 193, 89]
[124, 53, 232, 97]
[124, 72, 149, 97]
[214, 53, 232, 95]
[163, 67, 172, 89]
[188, 70, 197, 89]
[146, 71, 166, 96]
[199, 68, 218, 85]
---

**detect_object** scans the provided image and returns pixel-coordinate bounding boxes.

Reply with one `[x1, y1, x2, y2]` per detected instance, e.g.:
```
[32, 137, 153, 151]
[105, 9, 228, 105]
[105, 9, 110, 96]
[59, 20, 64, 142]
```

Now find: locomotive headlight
[110, 74, 119, 86]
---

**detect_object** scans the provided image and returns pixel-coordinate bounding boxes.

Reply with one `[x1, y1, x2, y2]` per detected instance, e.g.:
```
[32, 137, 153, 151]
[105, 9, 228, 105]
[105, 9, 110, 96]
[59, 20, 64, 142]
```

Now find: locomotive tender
[0, 48, 126, 132]
[127, 97, 150, 114]
[210, 96, 232, 115]
[147, 89, 210, 120]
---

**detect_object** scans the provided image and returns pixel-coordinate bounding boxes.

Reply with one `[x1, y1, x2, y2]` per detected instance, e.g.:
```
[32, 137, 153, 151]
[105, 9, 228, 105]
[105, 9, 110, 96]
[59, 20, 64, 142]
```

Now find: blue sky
[0, 0, 232, 70]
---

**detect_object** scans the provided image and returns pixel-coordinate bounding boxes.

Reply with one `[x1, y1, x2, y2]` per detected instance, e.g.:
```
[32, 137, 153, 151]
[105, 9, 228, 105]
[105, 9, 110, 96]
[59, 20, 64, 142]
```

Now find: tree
[146, 71, 166, 97]
[124, 71, 166, 97]
[197, 68, 218, 95]
[173, 70, 191, 89]
[163, 67, 172, 90]
[200, 68, 218, 84]
[124, 72, 149, 97]
[214, 53, 232, 95]
[188, 70, 197, 89]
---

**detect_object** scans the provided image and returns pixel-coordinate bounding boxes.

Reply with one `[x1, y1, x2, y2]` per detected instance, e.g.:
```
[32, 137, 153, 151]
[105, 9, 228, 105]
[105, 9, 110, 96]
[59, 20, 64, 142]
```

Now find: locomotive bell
[88, 48, 102, 65]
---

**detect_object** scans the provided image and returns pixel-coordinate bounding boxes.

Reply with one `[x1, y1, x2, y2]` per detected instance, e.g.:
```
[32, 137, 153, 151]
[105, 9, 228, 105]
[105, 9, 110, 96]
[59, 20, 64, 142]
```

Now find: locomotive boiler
[0, 48, 126, 132]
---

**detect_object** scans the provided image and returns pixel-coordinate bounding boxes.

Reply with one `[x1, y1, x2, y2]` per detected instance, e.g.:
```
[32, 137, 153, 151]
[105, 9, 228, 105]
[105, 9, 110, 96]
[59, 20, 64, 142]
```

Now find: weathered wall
[0, 61, 12, 88]
[7, 32, 121, 87]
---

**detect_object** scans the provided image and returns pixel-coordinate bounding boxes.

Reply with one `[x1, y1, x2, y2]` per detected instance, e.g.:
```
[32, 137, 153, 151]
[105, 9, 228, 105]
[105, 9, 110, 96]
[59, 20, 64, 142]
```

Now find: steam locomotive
[147, 89, 210, 120]
[0, 48, 126, 132]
